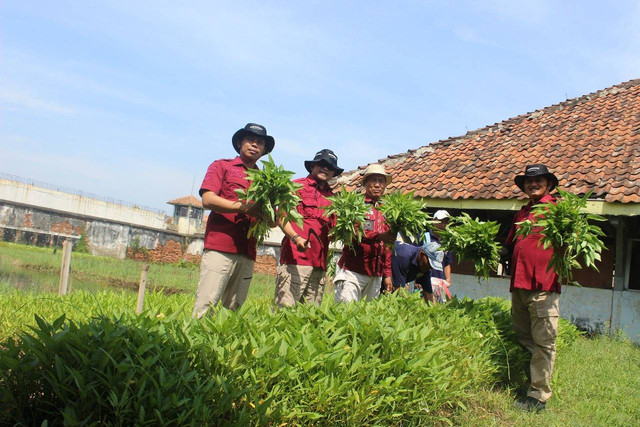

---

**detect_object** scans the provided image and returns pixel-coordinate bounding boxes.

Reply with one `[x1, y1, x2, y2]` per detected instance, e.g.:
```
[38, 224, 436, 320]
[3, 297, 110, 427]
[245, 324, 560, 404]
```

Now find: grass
[449, 334, 640, 426]
[0, 241, 276, 298]
[2, 242, 639, 425]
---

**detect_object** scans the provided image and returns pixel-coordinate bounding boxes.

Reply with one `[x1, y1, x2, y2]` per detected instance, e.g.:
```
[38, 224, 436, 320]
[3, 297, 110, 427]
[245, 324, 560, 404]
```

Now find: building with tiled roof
[336, 79, 640, 293]
[333, 79, 640, 341]
[167, 195, 205, 235]
[168, 195, 203, 208]
[336, 78, 640, 213]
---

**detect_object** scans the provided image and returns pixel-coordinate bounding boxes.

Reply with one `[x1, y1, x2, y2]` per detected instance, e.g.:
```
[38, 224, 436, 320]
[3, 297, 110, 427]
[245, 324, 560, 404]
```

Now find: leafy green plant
[379, 190, 434, 244]
[0, 314, 217, 425]
[321, 186, 370, 252]
[0, 291, 582, 426]
[236, 154, 303, 244]
[73, 232, 89, 253]
[514, 188, 606, 284]
[439, 213, 502, 281]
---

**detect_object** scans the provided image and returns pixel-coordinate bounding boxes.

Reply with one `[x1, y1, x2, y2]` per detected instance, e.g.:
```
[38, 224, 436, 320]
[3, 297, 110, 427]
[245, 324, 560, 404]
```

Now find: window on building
[174, 206, 188, 222]
[189, 207, 203, 220]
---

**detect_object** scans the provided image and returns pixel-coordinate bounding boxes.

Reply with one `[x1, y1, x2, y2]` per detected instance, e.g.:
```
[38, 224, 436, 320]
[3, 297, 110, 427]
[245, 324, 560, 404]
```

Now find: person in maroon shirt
[504, 164, 560, 411]
[274, 149, 344, 307]
[334, 164, 396, 302]
[192, 123, 275, 318]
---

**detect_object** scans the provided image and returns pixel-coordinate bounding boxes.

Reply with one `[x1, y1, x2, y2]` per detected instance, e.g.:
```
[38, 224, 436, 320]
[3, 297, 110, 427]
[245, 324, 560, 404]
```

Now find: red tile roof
[336, 79, 640, 203]
[167, 195, 203, 207]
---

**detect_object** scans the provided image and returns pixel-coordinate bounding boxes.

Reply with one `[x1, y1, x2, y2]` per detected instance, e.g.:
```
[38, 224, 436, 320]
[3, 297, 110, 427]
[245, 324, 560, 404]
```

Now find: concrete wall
[0, 201, 195, 261]
[451, 273, 640, 344]
[0, 177, 167, 229]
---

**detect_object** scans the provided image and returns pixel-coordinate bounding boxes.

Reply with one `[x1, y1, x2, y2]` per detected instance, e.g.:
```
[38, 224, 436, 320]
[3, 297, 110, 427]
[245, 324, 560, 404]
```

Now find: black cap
[304, 149, 344, 176]
[514, 164, 559, 191]
[232, 123, 275, 155]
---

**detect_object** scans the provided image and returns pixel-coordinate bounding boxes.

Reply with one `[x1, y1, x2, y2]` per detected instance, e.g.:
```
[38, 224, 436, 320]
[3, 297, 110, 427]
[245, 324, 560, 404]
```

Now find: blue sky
[1, 1, 639, 213]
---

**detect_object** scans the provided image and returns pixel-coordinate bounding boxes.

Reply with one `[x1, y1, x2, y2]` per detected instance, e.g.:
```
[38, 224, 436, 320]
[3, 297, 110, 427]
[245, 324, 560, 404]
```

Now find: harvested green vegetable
[322, 186, 369, 253]
[514, 188, 606, 284]
[379, 190, 434, 244]
[439, 213, 501, 281]
[236, 154, 303, 244]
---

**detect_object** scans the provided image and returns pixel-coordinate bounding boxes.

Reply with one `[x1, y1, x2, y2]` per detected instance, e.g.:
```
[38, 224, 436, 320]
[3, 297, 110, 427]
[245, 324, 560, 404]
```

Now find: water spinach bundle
[379, 190, 433, 243]
[236, 154, 303, 244]
[439, 213, 502, 281]
[322, 186, 369, 252]
[514, 188, 606, 284]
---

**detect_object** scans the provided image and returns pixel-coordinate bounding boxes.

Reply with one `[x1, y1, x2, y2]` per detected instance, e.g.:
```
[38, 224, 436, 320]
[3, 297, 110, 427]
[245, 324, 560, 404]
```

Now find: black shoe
[514, 396, 546, 412]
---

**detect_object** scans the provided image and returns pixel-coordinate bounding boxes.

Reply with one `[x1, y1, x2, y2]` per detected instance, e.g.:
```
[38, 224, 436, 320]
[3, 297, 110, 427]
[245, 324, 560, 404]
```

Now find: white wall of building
[0, 178, 166, 230]
[451, 273, 640, 344]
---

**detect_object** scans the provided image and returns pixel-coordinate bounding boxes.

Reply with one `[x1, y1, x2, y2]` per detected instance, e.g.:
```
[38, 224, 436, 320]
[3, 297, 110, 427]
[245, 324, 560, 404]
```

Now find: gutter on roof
[419, 198, 640, 216]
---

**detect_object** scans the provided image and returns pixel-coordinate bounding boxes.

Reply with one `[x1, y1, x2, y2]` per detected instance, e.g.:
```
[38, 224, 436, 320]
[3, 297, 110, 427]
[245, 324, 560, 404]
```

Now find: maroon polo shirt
[280, 175, 334, 270]
[338, 197, 392, 278]
[505, 193, 560, 293]
[200, 156, 258, 260]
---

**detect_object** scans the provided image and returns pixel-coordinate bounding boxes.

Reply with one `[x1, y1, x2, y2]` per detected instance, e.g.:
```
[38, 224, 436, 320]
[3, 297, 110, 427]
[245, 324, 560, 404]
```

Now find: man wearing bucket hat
[275, 149, 344, 307]
[334, 164, 396, 302]
[193, 123, 275, 318]
[503, 164, 560, 411]
[390, 241, 444, 297]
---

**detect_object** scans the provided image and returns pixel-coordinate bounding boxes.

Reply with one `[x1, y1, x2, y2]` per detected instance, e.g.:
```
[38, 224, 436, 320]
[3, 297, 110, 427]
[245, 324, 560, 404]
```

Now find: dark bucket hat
[304, 149, 344, 176]
[514, 164, 559, 192]
[232, 123, 275, 155]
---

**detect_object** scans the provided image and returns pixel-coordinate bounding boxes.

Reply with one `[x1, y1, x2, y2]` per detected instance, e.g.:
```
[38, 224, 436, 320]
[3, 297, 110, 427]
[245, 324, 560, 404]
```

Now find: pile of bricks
[126, 240, 277, 277]
[254, 255, 276, 276]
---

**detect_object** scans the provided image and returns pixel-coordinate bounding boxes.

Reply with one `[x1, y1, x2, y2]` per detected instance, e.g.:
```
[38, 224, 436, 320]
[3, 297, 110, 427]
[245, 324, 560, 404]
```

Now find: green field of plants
[1, 243, 639, 425]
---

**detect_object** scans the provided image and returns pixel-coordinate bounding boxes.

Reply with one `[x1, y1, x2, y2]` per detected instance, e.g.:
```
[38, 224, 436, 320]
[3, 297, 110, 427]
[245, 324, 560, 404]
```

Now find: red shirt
[505, 193, 560, 293]
[338, 197, 392, 278]
[200, 157, 258, 260]
[280, 175, 334, 270]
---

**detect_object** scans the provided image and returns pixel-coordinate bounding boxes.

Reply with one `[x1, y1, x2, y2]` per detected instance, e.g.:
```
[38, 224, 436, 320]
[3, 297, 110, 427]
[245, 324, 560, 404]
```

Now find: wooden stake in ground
[136, 264, 150, 314]
[58, 239, 72, 296]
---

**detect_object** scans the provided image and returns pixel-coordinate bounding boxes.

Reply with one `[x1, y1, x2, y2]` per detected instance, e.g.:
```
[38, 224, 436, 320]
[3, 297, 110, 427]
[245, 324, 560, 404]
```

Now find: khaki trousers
[511, 289, 560, 402]
[274, 264, 325, 307]
[192, 250, 254, 318]
[333, 266, 381, 303]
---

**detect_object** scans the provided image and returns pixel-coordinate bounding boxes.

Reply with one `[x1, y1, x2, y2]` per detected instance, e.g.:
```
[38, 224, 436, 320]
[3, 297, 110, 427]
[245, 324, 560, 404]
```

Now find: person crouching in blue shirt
[390, 241, 444, 302]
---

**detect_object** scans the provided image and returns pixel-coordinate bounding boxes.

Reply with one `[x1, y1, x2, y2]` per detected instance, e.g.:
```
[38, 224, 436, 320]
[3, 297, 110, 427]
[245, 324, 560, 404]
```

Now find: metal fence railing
[0, 172, 167, 215]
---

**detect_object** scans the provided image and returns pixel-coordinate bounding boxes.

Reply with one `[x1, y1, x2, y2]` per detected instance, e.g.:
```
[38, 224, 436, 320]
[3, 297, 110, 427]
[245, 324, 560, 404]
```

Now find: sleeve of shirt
[391, 253, 406, 286]
[391, 256, 407, 286]
[383, 245, 392, 278]
[443, 251, 453, 267]
[199, 161, 225, 197]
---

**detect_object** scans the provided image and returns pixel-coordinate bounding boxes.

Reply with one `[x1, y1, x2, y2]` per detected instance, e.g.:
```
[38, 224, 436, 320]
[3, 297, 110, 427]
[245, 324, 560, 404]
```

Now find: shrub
[0, 293, 580, 425]
[73, 233, 89, 253]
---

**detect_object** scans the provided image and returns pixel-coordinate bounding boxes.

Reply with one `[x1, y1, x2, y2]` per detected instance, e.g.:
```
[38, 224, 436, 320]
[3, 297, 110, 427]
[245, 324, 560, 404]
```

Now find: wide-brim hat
[421, 241, 444, 271]
[514, 164, 559, 192]
[232, 123, 275, 155]
[304, 149, 344, 176]
[361, 164, 392, 185]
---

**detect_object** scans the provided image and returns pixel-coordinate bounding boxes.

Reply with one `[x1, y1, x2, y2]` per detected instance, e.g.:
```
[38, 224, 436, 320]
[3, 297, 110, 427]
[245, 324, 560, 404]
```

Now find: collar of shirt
[231, 155, 259, 170]
[364, 196, 381, 206]
[525, 192, 555, 209]
[302, 174, 328, 189]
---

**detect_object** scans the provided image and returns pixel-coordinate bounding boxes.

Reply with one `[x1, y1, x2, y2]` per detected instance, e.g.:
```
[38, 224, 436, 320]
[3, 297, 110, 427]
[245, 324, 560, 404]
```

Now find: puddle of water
[0, 257, 131, 294]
